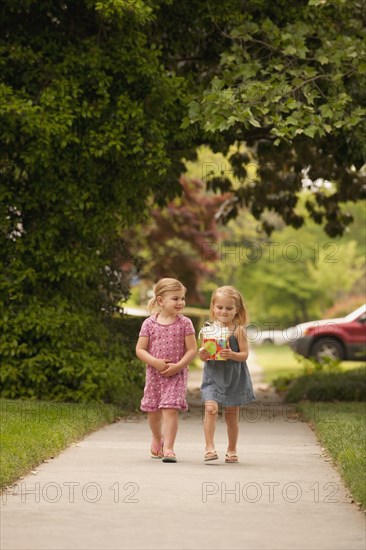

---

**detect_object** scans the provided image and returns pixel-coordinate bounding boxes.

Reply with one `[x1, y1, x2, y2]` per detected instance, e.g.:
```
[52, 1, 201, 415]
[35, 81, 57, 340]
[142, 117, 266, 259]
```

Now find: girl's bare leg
[148, 410, 163, 448]
[161, 408, 179, 454]
[225, 406, 240, 453]
[203, 400, 219, 452]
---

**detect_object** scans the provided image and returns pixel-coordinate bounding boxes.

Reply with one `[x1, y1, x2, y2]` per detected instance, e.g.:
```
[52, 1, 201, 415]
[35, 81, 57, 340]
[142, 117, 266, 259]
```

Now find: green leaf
[319, 104, 333, 118]
[286, 99, 298, 110]
[249, 117, 261, 128]
[317, 55, 329, 65]
[303, 126, 318, 138]
[283, 45, 297, 56]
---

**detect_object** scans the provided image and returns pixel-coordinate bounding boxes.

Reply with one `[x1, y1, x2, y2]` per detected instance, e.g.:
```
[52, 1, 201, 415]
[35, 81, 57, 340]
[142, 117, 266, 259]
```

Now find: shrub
[0, 298, 145, 406]
[282, 367, 366, 403]
[102, 315, 145, 407]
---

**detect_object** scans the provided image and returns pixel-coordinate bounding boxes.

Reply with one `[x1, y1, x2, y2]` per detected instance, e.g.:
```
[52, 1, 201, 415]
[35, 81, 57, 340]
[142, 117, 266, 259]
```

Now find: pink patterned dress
[139, 314, 195, 412]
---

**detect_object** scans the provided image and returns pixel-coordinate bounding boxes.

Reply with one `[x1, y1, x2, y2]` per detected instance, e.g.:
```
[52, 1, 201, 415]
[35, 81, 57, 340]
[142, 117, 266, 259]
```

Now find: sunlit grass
[0, 400, 118, 487]
[298, 402, 366, 509]
[253, 343, 364, 382]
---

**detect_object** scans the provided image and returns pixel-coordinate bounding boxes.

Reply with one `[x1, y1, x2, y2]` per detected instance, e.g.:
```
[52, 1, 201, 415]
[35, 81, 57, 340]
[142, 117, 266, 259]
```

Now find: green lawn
[252, 343, 364, 382]
[298, 402, 366, 509]
[0, 399, 119, 487]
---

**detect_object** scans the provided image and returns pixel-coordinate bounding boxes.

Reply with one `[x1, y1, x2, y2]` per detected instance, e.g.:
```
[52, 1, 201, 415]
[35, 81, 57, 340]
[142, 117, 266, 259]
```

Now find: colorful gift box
[199, 322, 230, 360]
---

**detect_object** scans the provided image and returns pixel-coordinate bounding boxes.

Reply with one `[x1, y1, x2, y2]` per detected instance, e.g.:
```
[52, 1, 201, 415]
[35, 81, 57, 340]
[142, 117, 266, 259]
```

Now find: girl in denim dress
[199, 286, 256, 463]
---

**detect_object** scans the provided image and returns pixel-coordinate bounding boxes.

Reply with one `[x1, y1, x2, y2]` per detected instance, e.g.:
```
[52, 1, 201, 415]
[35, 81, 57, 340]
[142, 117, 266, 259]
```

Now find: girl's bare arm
[161, 334, 197, 377]
[135, 336, 170, 372]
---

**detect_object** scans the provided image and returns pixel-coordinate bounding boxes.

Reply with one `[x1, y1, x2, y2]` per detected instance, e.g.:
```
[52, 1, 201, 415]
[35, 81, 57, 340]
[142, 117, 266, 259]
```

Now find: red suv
[290, 304, 366, 362]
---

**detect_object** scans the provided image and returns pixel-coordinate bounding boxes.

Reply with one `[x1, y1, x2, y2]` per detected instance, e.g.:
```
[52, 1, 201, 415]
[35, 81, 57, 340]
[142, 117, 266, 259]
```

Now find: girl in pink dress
[136, 278, 197, 463]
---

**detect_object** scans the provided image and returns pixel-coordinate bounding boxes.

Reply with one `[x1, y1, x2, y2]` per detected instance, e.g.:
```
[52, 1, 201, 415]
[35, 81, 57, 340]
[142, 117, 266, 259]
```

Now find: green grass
[298, 402, 366, 509]
[253, 343, 365, 382]
[0, 399, 120, 487]
[252, 344, 298, 382]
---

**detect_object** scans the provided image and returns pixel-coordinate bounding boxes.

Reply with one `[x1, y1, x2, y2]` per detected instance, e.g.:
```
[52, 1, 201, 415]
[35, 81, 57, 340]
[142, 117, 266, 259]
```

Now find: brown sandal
[225, 453, 239, 463]
[204, 450, 219, 461]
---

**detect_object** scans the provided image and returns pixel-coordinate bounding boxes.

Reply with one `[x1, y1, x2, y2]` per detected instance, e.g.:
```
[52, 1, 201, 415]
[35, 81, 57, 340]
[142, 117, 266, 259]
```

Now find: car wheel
[310, 338, 344, 362]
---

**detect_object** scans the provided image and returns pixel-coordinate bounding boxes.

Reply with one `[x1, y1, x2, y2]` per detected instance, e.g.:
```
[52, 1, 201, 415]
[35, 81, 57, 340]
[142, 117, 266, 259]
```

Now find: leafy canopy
[181, 0, 366, 236]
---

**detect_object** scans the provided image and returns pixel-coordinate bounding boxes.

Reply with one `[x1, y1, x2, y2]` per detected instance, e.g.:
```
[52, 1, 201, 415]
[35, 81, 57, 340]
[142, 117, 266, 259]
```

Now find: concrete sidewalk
[1, 351, 365, 550]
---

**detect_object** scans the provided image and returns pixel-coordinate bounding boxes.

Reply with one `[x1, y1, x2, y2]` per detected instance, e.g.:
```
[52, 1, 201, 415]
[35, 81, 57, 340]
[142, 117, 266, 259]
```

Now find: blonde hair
[210, 286, 248, 326]
[147, 278, 187, 313]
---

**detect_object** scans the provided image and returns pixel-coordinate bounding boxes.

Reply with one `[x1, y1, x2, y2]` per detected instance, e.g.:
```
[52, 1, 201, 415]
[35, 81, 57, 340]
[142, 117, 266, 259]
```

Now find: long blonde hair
[210, 286, 248, 326]
[147, 278, 187, 313]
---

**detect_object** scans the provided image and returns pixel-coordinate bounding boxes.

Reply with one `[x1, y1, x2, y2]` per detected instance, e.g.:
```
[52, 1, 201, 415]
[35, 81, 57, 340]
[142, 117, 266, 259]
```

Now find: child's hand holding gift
[199, 347, 210, 361]
[219, 344, 235, 360]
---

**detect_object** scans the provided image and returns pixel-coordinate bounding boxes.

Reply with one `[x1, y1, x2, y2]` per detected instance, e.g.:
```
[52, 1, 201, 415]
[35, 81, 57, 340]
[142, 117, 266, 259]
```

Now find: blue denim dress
[200, 334, 256, 406]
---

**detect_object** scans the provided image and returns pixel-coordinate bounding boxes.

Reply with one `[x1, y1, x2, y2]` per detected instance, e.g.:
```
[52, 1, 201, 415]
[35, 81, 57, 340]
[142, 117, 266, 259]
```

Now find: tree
[181, 0, 366, 236]
[234, 200, 366, 325]
[123, 176, 228, 303]
[1, 0, 189, 302]
[0, 0, 191, 401]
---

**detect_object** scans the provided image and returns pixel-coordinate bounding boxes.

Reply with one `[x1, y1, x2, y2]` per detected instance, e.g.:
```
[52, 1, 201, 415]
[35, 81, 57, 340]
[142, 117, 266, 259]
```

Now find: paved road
[1, 351, 365, 549]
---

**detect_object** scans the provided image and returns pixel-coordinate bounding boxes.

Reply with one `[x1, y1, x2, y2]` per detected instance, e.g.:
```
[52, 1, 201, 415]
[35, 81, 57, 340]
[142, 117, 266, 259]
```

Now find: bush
[281, 367, 366, 403]
[102, 315, 146, 407]
[0, 298, 145, 406]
